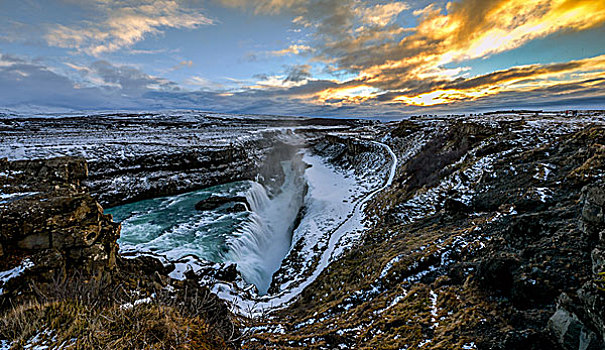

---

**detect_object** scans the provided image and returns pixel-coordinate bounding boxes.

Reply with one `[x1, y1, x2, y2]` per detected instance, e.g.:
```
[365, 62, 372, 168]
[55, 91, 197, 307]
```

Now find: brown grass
[0, 271, 239, 349]
[0, 299, 230, 349]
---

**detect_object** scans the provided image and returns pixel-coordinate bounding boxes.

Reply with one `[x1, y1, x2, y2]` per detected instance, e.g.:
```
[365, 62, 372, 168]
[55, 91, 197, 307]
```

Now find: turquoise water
[106, 160, 307, 294]
[107, 181, 252, 264]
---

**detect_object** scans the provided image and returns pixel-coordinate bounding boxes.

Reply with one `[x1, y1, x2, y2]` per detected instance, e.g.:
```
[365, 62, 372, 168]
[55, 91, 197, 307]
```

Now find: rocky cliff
[0, 156, 239, 349]
[548, 181, 605, 349]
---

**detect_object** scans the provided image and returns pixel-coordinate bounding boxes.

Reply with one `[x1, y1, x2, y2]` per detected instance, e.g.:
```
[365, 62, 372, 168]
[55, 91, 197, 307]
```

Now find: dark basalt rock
[477, 252, 520, 295]
[195, 196, 250, 212]
[547, 180, 605, 349]
[443, 198, 470, 217]
[0, 157, 120, 305]
[226, 202, 249, 213]
[390, 119, 422, 138]
[215, 263, 239, 282]
[548, 295, 605, 350]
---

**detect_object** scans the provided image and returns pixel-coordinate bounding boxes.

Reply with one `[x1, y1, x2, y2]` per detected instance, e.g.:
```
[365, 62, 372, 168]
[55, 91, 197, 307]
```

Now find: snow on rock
[0, 258, 34, 295]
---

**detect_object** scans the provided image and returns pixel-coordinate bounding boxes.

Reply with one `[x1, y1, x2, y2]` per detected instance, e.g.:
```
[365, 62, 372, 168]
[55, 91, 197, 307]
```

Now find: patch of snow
[429, 290, 439, 329]
[418, 339, 432, 347]
[0, 258, 34, 295]
[23, 329, 56, 349]
[120, 295, 154, 310]
[0, 192, 38, 204]
[377, 292, 408, 315]
[534, 187, 552, 202]
[533, 163, 554, 181]
[379, 254, 403, 279]
[0, 340, 11, 350]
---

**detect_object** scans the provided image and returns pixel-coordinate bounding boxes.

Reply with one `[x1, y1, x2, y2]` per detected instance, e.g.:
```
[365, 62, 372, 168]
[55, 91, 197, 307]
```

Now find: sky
[0, 0, 604, 118]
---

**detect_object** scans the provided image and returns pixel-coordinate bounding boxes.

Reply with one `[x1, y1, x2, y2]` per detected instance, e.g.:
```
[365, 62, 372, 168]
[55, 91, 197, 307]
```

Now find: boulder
[443, 198, 470, 217]
[548, 308, 604, 350]
[591, 248, 605, 275]
[215, 263, 239, 282]
[581, 183, 605, 243]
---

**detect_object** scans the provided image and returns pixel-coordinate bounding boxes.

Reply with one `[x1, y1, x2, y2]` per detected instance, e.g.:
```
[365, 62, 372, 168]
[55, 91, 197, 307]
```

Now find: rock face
[0, 113, 358, 208]
[548, 307, 602, 350]
[86, 142, 267, 208]
[0, 157, 119, 299]
[547, 181, 605, 349]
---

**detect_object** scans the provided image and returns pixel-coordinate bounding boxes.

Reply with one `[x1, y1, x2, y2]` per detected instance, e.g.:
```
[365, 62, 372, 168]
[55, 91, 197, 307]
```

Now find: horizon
[2, 106, 604, 122]
[1, 0, 604, 117]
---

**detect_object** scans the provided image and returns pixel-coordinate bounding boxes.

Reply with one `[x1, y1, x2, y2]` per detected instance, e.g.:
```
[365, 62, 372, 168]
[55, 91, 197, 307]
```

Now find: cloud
[354, 2, 409, 27]
[250, 74, 308, 89]
[305, 0, 605, 107]
[2, 0, 605, 117]
[45, 1, 214, 56]
[2, 52, 603, 119]
[271, 44, 313, 56]
[89, 60, 180, 94]
[217, 0, 306, 15]
[391, 55, 605, 106]
[63, 58, 180, 95]
[169, 60, 193, 71]
[185, 76, 225, 90]
[283, 64, 312, 82]
[219, 0, 358, 40]
[0, 54, 127, 109]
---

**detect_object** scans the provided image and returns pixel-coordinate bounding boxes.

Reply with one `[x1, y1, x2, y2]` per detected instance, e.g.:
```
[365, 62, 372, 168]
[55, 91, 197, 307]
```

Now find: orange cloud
[391, 55, 605, 106]
[218, 0, 605, 109]
[310, 0, 605, 107]
[315, 85, 381, 104]
[271, 44, 313, 56]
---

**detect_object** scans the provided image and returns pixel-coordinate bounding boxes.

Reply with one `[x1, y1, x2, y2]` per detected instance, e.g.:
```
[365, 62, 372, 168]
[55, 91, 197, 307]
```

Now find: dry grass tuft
[0, 271, 239, 349]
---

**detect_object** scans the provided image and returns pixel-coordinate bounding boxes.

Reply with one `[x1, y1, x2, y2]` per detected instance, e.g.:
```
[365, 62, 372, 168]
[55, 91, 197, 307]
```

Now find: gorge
[1, 110, 605, 349]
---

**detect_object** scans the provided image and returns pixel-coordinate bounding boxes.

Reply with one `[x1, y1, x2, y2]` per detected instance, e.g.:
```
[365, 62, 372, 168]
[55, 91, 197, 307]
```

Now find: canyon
[1, 110, 605, 349]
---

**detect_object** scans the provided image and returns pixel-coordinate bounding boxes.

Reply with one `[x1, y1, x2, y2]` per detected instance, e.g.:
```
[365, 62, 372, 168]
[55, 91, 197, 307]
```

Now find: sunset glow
[0, 0, 603, 116]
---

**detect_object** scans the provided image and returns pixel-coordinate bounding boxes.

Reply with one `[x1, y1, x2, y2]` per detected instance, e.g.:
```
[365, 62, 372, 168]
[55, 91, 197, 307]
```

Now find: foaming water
[226, 161, 306, 293]
[106, 160, 306, 294]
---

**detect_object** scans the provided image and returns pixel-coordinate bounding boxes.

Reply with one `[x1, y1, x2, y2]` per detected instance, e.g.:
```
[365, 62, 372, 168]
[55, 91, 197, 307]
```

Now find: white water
[108, 161, 306, 295]
[109, 138, 398, 312]
[225, 161, 305, 294]
[215, 140, 398, 315]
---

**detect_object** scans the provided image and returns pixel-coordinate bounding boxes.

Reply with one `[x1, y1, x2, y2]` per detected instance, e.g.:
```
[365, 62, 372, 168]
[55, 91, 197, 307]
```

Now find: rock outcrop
[0, 156, 239, 349]
[547, 182, 605, 349]
[0, 157, 119, 300]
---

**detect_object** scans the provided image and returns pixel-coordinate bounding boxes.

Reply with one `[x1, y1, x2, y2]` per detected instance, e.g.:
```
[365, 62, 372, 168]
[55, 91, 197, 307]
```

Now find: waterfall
[245, 181, 270, 212]
[108, 157, 308, 296]
[225, 161, 305, 295]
